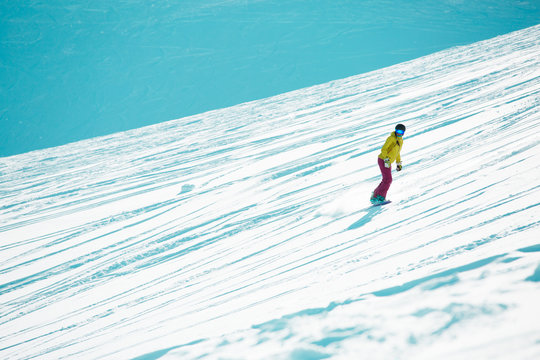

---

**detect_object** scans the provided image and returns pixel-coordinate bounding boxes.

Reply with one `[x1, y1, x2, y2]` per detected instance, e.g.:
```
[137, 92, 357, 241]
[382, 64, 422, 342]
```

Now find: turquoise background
[1, 0, 539, 156]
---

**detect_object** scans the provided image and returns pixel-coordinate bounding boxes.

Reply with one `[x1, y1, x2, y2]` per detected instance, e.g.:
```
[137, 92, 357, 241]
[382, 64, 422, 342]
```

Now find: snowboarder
[370, 124, 405, 204]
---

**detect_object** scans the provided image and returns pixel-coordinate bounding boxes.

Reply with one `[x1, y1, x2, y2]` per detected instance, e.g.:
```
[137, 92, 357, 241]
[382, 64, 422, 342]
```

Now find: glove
[396, 162, 403, 171]
[384, 158, 391, 168]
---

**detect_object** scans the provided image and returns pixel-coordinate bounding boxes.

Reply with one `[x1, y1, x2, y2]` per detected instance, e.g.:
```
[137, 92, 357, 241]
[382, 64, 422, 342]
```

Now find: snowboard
[371, 200, 392, 207]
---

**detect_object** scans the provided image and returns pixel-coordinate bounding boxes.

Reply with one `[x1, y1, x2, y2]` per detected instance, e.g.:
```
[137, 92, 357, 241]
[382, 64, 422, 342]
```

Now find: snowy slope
[1, 25, 540, 359]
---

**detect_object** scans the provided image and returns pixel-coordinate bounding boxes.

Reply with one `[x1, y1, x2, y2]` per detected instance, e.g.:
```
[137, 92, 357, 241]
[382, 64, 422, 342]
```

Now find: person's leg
[373, 158, 392, 199]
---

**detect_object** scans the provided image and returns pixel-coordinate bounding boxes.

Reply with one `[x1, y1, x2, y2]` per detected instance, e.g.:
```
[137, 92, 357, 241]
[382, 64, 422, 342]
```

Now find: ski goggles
[396, 129, 405, 135]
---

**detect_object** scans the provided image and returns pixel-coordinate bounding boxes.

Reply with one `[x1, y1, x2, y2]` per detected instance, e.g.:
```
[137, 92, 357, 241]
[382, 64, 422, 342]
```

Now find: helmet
[395, 124, 406, 132]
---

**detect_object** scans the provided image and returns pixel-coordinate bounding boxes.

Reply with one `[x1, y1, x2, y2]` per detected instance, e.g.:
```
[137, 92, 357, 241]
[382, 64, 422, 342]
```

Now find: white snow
[1, 25, 540, 360]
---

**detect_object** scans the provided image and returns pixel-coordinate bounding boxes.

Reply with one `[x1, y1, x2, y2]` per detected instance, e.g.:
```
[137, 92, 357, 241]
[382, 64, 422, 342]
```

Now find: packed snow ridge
[1, 25, 540, 360]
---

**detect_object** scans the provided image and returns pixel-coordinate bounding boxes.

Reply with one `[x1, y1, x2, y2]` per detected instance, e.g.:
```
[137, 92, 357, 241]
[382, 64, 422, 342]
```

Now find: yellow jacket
[378, 132, 403, 164]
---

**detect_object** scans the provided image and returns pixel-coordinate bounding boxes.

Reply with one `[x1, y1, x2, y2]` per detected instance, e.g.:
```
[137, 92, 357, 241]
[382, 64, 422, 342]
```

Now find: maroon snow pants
[373, 157, 392, 199]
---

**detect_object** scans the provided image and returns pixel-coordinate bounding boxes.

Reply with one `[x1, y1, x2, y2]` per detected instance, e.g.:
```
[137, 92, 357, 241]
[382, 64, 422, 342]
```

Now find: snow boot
[370, 193, 386, 205]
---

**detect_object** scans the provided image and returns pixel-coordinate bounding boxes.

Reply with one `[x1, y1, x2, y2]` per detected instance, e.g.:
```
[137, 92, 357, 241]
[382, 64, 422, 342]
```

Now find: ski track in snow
[1, 25, 540, 359]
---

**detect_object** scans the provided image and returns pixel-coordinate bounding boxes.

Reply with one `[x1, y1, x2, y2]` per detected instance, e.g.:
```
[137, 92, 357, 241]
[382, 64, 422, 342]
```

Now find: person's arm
[380, 136, 394, 168]
[396, 141, 403, 171]
[380, 136, 393, 158]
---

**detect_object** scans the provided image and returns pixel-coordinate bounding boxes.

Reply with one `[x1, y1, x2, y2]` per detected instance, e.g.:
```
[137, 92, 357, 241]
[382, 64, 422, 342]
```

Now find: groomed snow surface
[1, 25, 540, 360]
